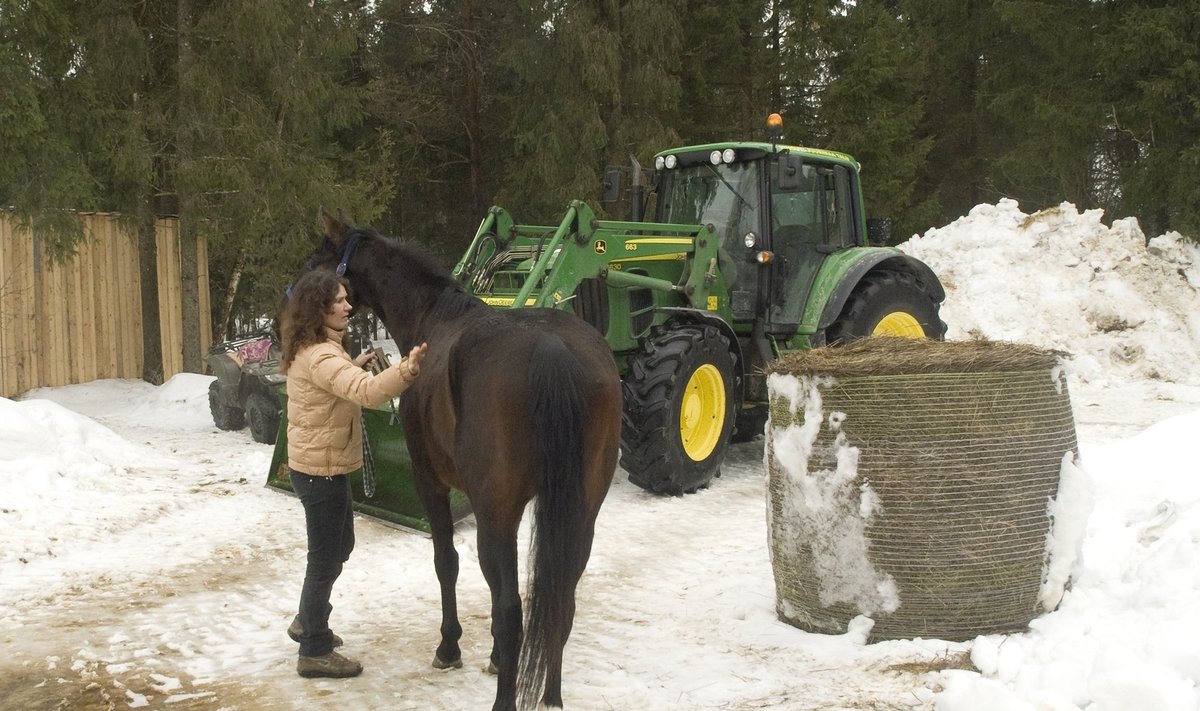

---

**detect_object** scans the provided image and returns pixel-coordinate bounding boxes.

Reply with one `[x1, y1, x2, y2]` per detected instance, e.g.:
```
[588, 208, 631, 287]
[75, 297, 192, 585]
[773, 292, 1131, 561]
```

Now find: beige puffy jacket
[286, 328, 414, 477]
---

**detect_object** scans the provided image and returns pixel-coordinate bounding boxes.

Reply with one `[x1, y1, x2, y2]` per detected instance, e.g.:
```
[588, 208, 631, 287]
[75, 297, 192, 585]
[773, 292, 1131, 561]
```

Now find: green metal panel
[266, 393, 472, 534]
[797, 246, 905, 334]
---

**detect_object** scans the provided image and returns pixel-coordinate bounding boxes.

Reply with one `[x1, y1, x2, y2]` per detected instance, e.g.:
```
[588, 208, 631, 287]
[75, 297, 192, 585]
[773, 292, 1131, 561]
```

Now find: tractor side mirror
[777, 154, 805, 191]
[602, 167, 622, 204]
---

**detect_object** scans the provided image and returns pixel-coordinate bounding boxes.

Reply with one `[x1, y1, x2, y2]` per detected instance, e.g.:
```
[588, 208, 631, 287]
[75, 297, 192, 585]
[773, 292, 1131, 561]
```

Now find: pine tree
[0, 1, 105, 252]
[487, 1, 618, 222]
[13, 0, 392, 349]
[898, 0, 994, 228]
[482, 0, 685, 223]
[177, 0, 394, 336]
[368, 0, 527, 259]
[676, 0, 775, 143]
[1098, 0, 1200, 238]
[981, 0, 1103, 213]
[819, 0, 936, 240]
[769, 0, 842, 145]
[603, 0, 685, 218]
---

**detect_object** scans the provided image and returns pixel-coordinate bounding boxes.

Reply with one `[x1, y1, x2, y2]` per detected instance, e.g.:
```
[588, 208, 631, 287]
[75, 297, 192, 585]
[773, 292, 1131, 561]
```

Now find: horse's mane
[347, 228, 441, 277]
[352, 227, 488, 323]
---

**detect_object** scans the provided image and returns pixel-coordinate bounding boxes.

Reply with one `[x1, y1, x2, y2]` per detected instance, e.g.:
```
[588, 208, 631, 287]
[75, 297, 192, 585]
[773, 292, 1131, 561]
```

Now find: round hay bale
[765, 338, 1082, 642]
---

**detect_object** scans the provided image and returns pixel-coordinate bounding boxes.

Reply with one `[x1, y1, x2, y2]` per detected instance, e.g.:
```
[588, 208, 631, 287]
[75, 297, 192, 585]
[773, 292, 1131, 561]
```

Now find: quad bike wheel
[824, 271, 946, 344]
[246, 391, 281, 445]
[620, 325, 738, 495]
[208, 380, 246, 431]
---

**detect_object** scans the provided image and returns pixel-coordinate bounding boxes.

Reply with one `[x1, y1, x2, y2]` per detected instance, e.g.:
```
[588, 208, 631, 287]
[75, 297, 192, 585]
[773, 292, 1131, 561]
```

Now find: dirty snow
[2, 199, 1200, 710]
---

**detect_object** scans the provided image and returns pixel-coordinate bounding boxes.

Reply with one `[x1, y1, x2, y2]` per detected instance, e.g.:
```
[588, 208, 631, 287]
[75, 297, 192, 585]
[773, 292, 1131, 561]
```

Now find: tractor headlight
[710, 150, 722, 165]
[655, 156, 665, 170]
[664, 154, 677, 169]
[722, 148, 736, 163]
[743, 232, 758, 248]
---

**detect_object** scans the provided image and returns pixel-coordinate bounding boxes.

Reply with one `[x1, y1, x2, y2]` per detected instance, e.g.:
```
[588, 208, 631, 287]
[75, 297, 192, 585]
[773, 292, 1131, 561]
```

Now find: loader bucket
[266, 393, 472, 533]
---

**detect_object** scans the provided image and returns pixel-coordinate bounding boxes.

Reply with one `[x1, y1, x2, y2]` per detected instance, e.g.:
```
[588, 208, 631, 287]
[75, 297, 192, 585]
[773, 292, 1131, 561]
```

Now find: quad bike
[205, 330, 284, 444]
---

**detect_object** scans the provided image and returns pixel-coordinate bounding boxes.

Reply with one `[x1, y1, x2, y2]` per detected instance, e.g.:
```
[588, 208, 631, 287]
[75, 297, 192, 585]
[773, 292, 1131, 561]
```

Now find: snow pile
[900, 199, 1200, 385]
[1037, 452, 1092, 611]
[0, 397, 156, 568]
[0, 380, 190, 570]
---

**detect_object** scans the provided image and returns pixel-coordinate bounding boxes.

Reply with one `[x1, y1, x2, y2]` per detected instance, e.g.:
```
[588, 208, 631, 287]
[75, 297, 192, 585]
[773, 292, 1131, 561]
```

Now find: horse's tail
[516, 333, 593, 709]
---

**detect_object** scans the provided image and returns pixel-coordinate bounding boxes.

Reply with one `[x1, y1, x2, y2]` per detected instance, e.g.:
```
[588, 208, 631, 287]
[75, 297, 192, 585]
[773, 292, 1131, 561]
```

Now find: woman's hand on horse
[401, 342, 428, 379]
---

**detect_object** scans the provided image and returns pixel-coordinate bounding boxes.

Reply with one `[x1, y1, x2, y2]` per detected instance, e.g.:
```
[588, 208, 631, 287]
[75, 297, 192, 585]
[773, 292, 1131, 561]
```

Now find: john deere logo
[595, 240, 607, 254]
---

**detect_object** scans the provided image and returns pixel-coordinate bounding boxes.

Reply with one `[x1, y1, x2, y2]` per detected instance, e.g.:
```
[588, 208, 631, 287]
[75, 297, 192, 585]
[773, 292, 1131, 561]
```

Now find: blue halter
[285, 232, 362, 300]
[335, 232, 362, 276]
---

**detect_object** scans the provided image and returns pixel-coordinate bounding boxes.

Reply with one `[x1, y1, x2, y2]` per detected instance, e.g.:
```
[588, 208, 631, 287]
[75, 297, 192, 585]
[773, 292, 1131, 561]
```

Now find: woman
[279, 269, 428, 679]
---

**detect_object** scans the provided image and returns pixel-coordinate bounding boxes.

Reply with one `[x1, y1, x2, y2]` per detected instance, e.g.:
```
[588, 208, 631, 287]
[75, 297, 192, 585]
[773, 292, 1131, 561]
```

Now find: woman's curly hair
[279, 270, 350, 371]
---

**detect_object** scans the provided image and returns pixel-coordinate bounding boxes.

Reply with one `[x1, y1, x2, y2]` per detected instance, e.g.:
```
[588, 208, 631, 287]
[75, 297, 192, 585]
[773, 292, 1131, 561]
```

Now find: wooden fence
[0, 212, 211, 398]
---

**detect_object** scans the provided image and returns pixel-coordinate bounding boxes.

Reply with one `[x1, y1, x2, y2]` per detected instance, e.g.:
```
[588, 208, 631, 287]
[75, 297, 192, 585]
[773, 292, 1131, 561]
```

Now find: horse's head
[295, 208, 471, 349]
[288, 209, 379, 314]
[303, 208, 358, 277]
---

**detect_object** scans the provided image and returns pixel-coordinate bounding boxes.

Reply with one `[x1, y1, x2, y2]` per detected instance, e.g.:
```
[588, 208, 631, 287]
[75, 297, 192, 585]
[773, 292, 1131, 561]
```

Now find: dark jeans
[291, 471, 355, 657]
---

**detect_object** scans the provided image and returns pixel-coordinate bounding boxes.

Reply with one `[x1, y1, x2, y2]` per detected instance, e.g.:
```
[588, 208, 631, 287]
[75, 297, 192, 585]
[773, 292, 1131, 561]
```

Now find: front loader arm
[456, 202, 729, 349]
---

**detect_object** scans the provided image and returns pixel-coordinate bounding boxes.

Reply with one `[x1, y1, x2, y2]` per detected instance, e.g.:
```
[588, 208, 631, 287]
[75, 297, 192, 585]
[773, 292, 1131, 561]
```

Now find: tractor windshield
[657, 161, 763, 306]
[658, 161, 762, 241]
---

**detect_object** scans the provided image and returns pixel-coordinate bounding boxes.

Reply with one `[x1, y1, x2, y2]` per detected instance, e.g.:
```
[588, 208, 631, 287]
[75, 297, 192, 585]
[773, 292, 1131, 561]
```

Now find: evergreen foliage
[819, 0, 935, 239]
[899, 0, 993, 232]
[0, 1, 103, 253]
[982, 1, 1103, 214]
[1, 0, 390, 338]
[676, 0, 775, 143]
[3, 0, 1198, 356]
[1098, 0, 1200, 237]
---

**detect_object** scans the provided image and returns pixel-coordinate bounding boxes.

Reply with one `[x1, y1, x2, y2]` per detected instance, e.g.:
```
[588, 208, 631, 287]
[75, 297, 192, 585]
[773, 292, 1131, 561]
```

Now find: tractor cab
[652, 121, 865, 336]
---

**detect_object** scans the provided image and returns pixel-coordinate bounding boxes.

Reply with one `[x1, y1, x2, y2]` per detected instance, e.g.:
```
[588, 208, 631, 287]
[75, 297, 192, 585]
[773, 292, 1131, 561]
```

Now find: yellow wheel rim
[873, 311, 926, 338]
[680, 364, 725, 461]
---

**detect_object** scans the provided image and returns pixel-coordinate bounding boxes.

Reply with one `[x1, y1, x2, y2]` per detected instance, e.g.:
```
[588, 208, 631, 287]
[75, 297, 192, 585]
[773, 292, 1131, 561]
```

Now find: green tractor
[453, 115, 945, 495]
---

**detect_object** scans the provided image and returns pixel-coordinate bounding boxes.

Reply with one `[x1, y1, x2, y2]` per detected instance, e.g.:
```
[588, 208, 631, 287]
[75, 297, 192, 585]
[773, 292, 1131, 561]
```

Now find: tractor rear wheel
[620, 325, 737, 495]
[824, 271, 946, 344]
[209, 380, 245, 431]
[246, 391, 281, 445]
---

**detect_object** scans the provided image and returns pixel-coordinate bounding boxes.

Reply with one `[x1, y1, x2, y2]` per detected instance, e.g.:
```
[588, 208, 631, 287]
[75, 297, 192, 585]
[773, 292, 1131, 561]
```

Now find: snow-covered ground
[2, 199, 1198, 710]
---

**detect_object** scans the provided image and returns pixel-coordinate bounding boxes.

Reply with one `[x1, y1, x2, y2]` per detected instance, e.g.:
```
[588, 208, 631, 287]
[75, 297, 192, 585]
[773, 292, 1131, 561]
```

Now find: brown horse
[301, 210, 621, 711]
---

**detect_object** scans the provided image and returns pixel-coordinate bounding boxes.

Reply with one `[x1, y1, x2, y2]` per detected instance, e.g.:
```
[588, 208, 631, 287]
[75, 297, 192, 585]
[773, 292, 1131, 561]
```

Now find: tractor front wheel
[823, 271, 946, 344]
[620, 325, 738, 495]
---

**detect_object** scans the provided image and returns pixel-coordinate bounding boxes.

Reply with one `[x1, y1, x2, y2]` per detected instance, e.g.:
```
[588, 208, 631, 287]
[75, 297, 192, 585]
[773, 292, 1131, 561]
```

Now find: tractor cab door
[765, 159, 858, 330]
[655, 158, 765, 321]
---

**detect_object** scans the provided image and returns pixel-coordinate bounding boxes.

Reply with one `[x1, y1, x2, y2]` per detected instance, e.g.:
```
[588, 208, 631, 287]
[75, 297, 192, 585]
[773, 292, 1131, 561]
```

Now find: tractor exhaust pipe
[629, 155, 644, 222]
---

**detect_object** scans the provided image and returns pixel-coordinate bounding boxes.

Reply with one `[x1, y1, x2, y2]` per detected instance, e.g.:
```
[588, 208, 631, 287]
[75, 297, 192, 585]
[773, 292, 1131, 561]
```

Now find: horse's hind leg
[476, 520, 522, 711]
[542, 520, 596, 709]
[418, 486, 463, 669]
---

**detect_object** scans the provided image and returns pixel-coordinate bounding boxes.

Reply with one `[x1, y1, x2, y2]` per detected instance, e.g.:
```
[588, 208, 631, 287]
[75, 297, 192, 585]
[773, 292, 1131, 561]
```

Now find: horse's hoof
[483, 661, 499, 675]
[431, 655, 463, 670]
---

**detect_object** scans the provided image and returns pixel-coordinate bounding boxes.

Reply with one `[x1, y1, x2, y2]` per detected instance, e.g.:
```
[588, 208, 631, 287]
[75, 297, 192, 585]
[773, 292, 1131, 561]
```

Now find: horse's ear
[319, 207, 350, 249]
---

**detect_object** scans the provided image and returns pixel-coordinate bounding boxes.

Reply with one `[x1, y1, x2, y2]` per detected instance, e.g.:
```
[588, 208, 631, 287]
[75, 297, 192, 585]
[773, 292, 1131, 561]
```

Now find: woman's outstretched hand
[401, 342, 429, 379]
